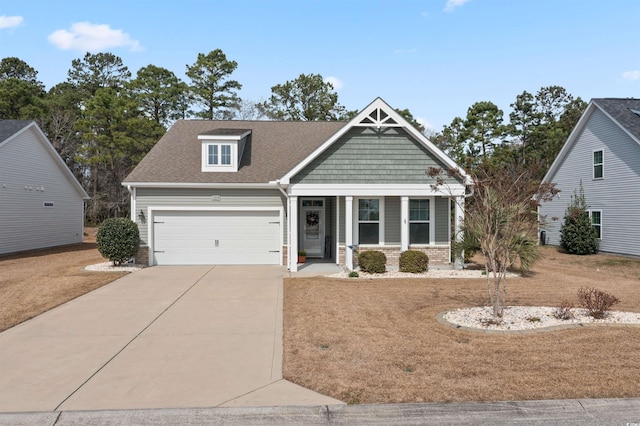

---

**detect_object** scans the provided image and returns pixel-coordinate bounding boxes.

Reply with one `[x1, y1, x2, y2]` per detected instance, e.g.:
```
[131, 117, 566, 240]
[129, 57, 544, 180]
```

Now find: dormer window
[199, 129, 251, 172]
[207, 144, 232, 166]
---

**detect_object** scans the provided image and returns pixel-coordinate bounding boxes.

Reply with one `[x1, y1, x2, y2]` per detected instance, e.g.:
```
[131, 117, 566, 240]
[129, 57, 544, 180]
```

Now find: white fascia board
[288, 183, 466, 197]
[541, 101, 597, 184]
[197, 131, 251, 140]
[122, 182, 278, 189]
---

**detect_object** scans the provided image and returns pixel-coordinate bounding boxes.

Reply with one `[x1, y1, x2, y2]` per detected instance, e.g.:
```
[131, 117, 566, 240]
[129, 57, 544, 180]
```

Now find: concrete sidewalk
[0, 265, 341, 412]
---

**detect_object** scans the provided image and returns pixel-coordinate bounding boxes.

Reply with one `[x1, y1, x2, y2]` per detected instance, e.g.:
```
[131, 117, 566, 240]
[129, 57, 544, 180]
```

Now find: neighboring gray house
[0, 120, 89, 255]
[123, 98, 471, 271]
[539, 98, 640, 257]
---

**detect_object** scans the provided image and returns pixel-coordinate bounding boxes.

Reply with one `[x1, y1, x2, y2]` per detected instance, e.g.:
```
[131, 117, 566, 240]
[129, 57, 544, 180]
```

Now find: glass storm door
[300, 198, 324, 258]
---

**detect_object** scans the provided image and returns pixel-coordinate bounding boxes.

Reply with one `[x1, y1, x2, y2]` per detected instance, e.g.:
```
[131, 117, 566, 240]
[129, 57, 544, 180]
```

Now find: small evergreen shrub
[559, 185, 599, 255]
[96, 218, 140, 266]
[358, 250, 386, 274]
[577, 287, 620, 319]
[399, 250, 429, 273]
[348, 271, 359, 278]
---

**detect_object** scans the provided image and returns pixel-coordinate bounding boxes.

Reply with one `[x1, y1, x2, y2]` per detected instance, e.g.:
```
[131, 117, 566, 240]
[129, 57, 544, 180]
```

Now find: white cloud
[444, 0, 471, 12]
[416, 117, 433, 131]
[325, 76, 344, 90]
[48, 22, 142, 52]
[0, 15, 23, 29]
[622, 70, 640, 81]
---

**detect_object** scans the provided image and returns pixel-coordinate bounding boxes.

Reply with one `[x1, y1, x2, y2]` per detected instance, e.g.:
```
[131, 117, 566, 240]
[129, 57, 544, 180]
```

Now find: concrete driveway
[0, 265, 342, 412]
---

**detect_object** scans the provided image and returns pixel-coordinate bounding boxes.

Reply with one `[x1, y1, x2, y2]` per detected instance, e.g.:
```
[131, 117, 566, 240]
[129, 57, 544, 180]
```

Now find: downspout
[126, 185, 136, 222]
[274, 180, 290, 270]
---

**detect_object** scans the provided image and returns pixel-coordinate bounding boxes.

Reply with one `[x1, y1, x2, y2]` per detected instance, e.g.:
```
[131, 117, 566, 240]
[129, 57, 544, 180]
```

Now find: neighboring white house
[123, 98, 472, 271]
[539, 98, 640, 257]
[0, 120, 89, 255]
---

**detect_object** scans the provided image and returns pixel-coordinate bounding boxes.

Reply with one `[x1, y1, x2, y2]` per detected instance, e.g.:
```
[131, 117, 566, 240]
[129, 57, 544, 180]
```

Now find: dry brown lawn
[0, 228, 127, 331]
[283, 247, 640, 404]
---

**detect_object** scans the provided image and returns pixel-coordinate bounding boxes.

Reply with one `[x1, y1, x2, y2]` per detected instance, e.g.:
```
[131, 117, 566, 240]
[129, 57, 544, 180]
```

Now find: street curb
[2, 398, 639, 425]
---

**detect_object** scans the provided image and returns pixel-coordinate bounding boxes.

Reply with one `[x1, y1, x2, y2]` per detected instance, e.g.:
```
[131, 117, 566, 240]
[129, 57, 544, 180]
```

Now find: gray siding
[0, 128, 84, 255]
[292, 127, 460, 185]
[385, 197, 401, 244]
[135, 188, 287, 245]
[435, 197, 450, 244]
[539, 108, 640, 256]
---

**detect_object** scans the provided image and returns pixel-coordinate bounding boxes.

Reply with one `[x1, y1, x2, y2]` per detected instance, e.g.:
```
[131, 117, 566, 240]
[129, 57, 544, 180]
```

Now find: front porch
[286, 194, 464, 272]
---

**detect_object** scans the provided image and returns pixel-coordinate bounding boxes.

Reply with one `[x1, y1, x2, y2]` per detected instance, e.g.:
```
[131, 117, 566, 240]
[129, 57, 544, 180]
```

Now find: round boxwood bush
[96, 218, 140, 265]
[399, 250, 429, 273]
[358, 250, 386, 274]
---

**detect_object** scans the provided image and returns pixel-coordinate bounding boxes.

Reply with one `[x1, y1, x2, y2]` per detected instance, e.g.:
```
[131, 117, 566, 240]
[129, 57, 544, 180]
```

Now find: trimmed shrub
[577, 287, 619, 319]
[348, 271, 359, 278]
[559, 185, 598, 255]
[399, 250, 429, 273]
[358, 250, 386, 274]
[96, 218, 140, 266]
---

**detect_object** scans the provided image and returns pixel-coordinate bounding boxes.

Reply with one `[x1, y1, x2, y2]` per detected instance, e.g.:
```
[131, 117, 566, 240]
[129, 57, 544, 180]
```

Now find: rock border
[437, 306, 640, 334]
[85, 262, 145, 273]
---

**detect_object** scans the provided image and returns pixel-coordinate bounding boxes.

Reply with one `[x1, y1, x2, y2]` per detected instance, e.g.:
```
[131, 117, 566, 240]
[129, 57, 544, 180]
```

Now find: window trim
[408, 198, 432, 245]
[588, 209, 602, 240]
[593, 149, 603, 180]
[354, 197, 385, 245]
[201, 142, 236, 172]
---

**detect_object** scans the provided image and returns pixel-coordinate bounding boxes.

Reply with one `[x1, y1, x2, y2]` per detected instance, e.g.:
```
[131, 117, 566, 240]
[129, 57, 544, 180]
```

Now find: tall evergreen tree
[186, 49, 241, 120]
[259, 73, 353, 121]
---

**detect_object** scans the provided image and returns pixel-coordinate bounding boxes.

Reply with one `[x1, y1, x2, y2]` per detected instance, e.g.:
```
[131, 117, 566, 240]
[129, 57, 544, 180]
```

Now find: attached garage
[150, 209, 282, 266]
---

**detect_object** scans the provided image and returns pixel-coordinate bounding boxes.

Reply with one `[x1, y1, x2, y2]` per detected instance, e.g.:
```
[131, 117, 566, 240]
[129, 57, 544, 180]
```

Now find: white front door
[300, 198, 324, 258]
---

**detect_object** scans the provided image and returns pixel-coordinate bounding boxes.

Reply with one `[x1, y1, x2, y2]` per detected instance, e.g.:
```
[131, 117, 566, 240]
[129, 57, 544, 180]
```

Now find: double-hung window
[409, 199, 430, 244]
[593, 150, 603, 179]
[589, 210, 602, 239]
[207, 144, 232, 166]
[358, 199, 380, 244]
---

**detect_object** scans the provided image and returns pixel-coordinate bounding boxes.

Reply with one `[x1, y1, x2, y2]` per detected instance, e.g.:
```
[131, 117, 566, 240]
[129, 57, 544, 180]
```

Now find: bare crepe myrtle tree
[428, 163, 558, 318]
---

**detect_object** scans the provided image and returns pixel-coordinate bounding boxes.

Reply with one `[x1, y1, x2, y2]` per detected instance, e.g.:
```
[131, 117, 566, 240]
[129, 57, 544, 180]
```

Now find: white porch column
[454, 195, 465, 270]
[290, 196, 299, 272]
[335, 196, 340, 265]
[400, 196, 409, 252]
[345, 196, 354, 270]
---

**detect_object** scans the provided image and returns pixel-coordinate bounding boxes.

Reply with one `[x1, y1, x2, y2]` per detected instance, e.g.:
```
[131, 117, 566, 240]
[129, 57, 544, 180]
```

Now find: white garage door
[152, 210, 281, 265]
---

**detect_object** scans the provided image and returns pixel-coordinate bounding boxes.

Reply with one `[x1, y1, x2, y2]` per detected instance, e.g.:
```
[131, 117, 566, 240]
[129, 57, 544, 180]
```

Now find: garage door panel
[153, 211, 280, 265]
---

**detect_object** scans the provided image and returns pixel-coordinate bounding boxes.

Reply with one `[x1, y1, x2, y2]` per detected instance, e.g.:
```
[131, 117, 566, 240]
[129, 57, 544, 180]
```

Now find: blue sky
[1, 0, 640, 130]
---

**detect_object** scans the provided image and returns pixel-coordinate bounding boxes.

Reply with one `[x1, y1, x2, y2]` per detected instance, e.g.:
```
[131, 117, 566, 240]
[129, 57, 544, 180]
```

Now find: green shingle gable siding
[291, 127, 459, 185]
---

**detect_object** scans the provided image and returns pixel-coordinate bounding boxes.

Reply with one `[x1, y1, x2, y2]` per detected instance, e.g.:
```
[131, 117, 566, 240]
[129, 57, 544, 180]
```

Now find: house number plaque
[211, 195, 221, 201]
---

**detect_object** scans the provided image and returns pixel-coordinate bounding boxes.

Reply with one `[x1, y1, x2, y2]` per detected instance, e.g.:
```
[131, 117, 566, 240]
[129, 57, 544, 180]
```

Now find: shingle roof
[0, 120, 33, 144]
[123, 120, 346, 184]
[592, 98, 640, 141]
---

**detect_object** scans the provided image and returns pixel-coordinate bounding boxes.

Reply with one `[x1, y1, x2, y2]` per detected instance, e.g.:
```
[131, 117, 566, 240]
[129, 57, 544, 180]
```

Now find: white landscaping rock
[443, 306, 640, 331]
[85, 262, 144, 272]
